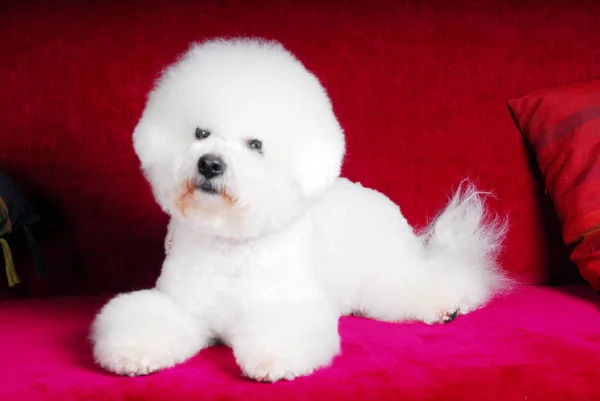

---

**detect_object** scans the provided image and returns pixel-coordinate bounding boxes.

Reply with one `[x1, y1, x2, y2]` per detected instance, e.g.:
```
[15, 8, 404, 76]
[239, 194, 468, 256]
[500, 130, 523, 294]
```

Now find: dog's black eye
[195, 128, 211, 140]
[247, 139, 263, 154]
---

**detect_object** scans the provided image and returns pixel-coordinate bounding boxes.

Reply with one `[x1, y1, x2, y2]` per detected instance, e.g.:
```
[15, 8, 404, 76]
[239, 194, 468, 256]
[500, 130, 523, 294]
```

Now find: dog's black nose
[198, 154, 226, 179]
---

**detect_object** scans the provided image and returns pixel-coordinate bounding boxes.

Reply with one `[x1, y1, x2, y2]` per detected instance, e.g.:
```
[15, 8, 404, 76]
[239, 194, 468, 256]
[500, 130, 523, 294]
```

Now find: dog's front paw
[90, 289, 210, 376]
[233, 326, 340, 382]
[240, 356, 317, 382]
[94, 346, 177, 377]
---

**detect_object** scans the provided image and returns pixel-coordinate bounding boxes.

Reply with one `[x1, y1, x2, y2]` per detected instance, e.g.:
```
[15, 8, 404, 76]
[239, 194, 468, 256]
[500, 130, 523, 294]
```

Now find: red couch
[1, 1, 599, 400]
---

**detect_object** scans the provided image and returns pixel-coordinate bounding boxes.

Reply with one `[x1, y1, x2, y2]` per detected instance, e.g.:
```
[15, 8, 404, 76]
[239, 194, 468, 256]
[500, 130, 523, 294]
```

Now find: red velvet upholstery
[6, 0, 600, 297]
[2, 1, 600, 400]
[509, 78, 600, 291]
[1, 286, 599, 401]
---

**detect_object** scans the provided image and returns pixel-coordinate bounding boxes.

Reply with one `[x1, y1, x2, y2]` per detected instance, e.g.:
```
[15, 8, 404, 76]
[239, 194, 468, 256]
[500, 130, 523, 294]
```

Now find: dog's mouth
[176, 178, 239, 218]
[197, 180, 218, 195]
[192, 179, 238, 206]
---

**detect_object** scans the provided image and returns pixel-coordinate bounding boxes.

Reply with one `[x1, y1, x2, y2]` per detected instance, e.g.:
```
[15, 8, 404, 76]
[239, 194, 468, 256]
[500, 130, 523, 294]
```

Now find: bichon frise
[91, 37, 511, 382]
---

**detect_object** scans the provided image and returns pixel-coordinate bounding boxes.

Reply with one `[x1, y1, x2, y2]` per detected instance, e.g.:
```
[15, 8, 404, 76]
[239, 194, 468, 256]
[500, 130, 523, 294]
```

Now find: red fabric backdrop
[2, 0, 599, 298]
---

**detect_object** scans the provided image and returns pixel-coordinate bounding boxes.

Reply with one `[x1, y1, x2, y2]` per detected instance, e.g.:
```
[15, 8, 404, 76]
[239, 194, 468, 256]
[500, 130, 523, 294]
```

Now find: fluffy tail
[417, 181, 513, 317]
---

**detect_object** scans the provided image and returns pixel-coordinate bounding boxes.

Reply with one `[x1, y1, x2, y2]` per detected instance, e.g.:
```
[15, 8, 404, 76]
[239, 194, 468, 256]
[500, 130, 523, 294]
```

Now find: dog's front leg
[91, 289, 210, 376]
[228, 290, 341, 382]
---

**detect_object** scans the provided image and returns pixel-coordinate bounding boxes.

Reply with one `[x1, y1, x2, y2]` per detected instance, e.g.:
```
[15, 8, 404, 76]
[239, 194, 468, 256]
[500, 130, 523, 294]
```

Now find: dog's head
[133, 38, 345, 239]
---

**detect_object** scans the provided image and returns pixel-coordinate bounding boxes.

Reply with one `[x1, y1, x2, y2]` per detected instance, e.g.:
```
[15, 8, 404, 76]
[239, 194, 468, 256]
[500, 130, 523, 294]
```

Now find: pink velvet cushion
[1, 286, 599, 401]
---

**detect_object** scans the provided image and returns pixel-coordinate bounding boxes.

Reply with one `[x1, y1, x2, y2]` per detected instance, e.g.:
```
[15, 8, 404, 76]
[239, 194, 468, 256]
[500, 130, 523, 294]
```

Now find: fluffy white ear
[294, 123, 346, 200]
[131, 118, 179, 215]
[132, 119, 169, 171]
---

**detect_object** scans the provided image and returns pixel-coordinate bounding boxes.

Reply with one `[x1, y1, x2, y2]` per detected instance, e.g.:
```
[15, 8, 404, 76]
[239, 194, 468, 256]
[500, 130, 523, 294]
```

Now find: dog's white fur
[91, 38, 511, 382]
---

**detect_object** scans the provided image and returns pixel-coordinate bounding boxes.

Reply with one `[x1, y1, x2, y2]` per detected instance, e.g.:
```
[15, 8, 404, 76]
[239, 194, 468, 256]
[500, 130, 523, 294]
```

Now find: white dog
[91, 37, 511, 382]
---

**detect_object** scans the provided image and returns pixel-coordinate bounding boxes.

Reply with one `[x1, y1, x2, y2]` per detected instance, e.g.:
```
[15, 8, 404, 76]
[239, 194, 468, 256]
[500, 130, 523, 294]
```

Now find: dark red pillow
[508, 78, 600, 291]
